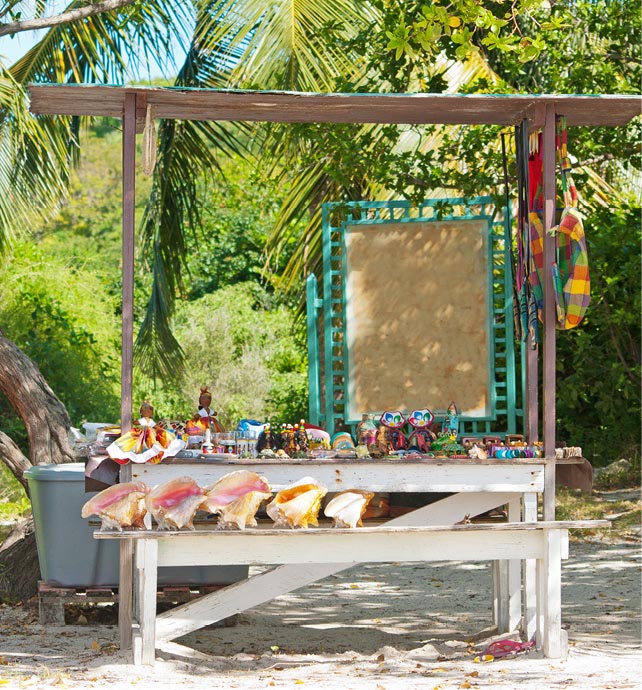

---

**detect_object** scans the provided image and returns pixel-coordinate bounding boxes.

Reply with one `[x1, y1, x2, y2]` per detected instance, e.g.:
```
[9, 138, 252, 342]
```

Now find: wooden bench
[95, 519, 607, 665]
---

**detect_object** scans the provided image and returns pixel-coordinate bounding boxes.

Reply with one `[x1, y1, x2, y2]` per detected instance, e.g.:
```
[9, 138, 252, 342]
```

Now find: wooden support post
[526, 344, 538, 442]
[523, 492, 538, 640]
[118, 91, 137, 651]
[121, 90, 136, 433]
[542, 103, 557, 521]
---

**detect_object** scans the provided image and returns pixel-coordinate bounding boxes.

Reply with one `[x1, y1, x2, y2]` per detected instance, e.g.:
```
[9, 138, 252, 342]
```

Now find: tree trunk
[0, 518, 39, 602]
[0, 330, 78, 602]
[0, 430, 31, 491]
[0, 331, 75, 469]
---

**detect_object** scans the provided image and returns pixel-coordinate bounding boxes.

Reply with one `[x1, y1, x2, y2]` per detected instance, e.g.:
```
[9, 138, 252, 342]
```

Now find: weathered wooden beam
[28, 86, 642, 127]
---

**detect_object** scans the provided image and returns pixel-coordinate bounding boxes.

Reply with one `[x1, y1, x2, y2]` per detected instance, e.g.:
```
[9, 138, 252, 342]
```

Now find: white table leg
[506, 497, 522, 631]
[492, 559, 507, 631]
[538, 528, 566, 658]
[118, 539, 133, 651]
[523, 492, 538, 640]
[135, 539, 159, 666]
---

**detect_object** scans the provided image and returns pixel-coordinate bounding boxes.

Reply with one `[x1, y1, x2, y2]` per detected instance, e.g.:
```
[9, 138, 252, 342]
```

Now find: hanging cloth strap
[514, 121, 539, 346]
[549, 116, 590, 329]
[527, 132, 545, 322]
[501, 132, 523, 342]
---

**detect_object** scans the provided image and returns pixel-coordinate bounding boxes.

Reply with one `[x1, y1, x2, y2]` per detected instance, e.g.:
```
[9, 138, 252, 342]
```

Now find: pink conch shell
[323, 490, 374, 528]
[200, 471, 272, 530]
[266, 477, 327, 529]
[81, 482, 150, 531]
[145, 476, 205, 530]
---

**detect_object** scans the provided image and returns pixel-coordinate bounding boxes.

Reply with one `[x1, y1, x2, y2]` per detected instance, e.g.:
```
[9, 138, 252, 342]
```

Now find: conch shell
[200, 470, 272, 530]
[266, 477, 327, 528]
[323, 490, 374, 528]
[145, 476, 205, 530]
[81, 482, 150, 531]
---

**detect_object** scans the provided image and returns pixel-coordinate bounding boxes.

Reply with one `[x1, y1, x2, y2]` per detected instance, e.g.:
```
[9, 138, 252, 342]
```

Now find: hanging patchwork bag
[549, 116, 590, 329]
[526, 132, 545, 327]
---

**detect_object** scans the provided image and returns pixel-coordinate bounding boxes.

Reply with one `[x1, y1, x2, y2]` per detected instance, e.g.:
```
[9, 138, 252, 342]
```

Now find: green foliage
[134, 283, 308, 427]
[556, 486, 640, 541]
[185, 162, 293, 299]
[555, 202, 641, 466]
[0, 243, 121, 434]
[0, 463, 30, 525]
[360, 0, 550, 91]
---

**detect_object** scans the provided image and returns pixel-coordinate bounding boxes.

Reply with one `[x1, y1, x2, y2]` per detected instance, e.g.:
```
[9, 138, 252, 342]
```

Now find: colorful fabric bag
[526, 117, 590, 330]
[549, 116, 590, 329]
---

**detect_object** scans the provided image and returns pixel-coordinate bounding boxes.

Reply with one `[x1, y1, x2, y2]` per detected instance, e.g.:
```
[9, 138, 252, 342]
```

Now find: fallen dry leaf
[91, 640, 100, 651]
[465, 671, 479, 678]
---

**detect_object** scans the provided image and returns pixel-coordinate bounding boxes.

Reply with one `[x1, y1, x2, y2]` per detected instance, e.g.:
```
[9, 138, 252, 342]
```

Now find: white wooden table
[104, 457, 584, 664]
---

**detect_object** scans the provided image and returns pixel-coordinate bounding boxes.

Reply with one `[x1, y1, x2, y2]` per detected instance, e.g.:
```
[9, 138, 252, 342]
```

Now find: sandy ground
[0, 538, 640, 690]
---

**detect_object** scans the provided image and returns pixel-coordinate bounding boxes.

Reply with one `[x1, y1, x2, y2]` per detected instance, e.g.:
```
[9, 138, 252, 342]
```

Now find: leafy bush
[555, 202, 641, 467]
[134, 283, 308, 427]
[0, 243, 121, 442]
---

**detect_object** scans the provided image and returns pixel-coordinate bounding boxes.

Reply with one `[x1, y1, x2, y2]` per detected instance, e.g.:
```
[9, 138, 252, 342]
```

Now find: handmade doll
[107, 401, 184, 465]
[192, 387, 223, 433]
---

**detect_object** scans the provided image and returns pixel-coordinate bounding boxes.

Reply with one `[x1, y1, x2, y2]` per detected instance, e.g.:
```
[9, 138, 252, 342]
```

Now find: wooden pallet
[37, 581, 229, 626]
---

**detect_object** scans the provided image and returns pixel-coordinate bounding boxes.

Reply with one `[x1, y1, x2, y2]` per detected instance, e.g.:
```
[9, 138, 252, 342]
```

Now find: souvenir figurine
[379, 411, 407, 451]
[442, 401, 459, 439]
[107, 401, 185, 465]
[193, 387, 223, 433]
[375, 424, 392, 456]
[138, 400, 156, 427]
[293, 421, 310, 454]
[257, 424, 274, 453]
[407, 408, 436, 453]
[356, 413, 378, 448]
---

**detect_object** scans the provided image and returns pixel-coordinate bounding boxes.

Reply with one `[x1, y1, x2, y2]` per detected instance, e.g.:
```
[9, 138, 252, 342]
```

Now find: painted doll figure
[193, 387, 223, 433]
[138, 400, 156, 427]
[107, 400, 185, 464]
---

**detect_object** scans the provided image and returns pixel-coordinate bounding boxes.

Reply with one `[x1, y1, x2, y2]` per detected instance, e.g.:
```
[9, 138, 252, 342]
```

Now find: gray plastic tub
[25, 463, 247, 587]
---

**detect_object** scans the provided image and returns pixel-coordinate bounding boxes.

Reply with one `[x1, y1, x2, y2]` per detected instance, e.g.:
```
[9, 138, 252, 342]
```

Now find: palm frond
[0, 69, 69, 252]
[196, 0, 373, 92]
[134, 24, 250, 380]
[9, 0, 182, 85]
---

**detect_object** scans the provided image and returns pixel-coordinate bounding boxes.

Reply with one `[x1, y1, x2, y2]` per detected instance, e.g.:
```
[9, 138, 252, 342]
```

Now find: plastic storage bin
[25, 463, 247, 587]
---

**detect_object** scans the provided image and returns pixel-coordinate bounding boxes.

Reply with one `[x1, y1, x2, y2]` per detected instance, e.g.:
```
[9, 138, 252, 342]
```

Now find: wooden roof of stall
[28, 84, 641, 126]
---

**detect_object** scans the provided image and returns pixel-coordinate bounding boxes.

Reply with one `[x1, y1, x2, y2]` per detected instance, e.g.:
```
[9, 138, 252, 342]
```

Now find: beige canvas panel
[345, 219, 491, 419]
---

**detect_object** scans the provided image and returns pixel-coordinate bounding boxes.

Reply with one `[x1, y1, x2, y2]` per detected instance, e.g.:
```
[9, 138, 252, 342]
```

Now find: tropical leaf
[0, 1, 189, 252]
[8, 0, 181, 85]
[195, 0, 373, 92]
[134, 21, 250, 380]
[134, 0, 376, 378]
[0, 68, 69, 252]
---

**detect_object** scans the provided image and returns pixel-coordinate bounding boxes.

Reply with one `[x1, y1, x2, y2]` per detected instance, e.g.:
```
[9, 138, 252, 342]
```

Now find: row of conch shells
[81, 471, 374, 531]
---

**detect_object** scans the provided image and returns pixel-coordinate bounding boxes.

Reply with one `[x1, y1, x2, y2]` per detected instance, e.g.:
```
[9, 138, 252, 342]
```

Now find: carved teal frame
[307, 197, 519, 438]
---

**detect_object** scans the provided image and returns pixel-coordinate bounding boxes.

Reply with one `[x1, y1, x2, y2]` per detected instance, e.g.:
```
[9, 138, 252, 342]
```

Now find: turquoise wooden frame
[307, 197, 520, 438]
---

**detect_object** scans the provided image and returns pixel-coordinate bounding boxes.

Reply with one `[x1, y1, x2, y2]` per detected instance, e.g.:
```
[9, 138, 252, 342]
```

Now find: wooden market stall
[28, 85, 641, 664]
